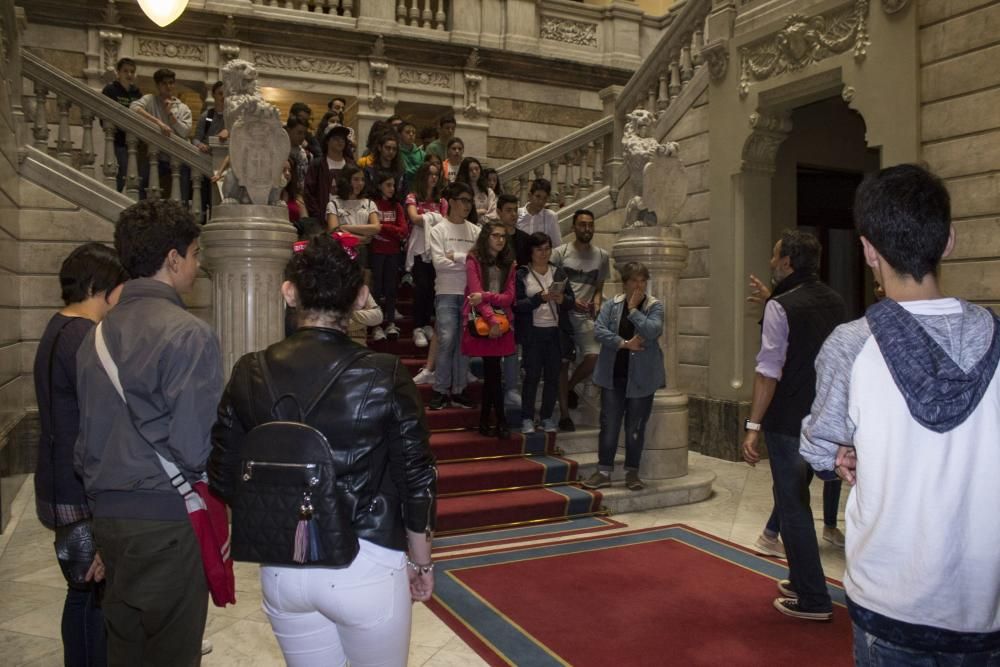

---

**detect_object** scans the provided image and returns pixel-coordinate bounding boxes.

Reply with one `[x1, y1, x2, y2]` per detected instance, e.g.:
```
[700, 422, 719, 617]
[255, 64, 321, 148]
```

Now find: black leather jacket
[209, 328, 436, 561]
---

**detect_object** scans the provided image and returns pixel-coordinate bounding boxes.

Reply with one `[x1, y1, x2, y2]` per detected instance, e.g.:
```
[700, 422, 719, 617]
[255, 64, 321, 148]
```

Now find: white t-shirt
[523, 266, 558, 328]
[327, 197, 377, 243]
[428, 219, 480, 295]
[326, 157, 346, 171]
[517, 206, 562, 247]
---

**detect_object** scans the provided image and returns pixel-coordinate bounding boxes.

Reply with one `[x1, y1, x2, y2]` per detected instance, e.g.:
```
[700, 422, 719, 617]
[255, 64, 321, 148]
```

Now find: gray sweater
[74, 279, 223, 521]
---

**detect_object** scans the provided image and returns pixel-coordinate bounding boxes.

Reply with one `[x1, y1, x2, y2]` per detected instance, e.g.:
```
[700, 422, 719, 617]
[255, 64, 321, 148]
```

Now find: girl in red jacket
[370, 171, 409, 341]
[462, 221, 516, 438]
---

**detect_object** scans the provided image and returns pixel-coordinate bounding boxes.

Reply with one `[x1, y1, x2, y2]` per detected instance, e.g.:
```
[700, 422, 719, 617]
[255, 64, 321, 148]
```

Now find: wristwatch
[744, 419, 761, 432]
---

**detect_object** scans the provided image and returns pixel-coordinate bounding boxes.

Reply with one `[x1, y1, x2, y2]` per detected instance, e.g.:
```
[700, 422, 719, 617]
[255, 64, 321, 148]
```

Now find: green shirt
[425, 140, 445, 159]
[400, 142, 425, 177]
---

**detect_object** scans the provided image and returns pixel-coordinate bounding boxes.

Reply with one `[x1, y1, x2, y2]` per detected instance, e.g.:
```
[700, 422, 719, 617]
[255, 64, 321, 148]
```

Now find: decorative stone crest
[540, 17, 598, 48]
[463, 48, 484, 119]
[882, 0, 910, 14]
[219, 44, 240, 62]
[252, 51, 354, 77]
[738, 0, 870, 98]
[221, 60, 287, 206]
[841, 85, 856, 103]
[100, 30, 123, 76]
[622, 108, 686, 228]
[742, 111, 792, 174]
[399, 68, 450, 89]
[138, 38, 205, 62]
[700, 39, 729, 81]
[368, 35, 389, 112]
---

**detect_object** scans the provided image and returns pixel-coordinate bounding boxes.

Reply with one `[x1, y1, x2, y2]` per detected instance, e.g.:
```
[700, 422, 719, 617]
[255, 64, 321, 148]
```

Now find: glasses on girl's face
[489, 233, 506, 240]
[453, 197, 474, 205]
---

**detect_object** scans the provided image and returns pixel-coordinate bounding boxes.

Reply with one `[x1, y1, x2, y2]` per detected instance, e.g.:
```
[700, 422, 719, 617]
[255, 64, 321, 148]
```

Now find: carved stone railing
[496, 116, 613, 211]
[19, 48, 213, 220]
[395, 0, 448, 29]
[250, 0, 356, 17]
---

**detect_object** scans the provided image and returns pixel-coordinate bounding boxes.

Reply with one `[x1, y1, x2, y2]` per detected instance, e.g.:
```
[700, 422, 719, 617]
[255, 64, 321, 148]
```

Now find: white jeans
[260, 540, 412, 667]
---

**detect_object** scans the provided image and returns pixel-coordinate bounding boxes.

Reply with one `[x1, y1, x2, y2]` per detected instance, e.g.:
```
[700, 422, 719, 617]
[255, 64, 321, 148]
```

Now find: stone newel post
[200, 204, 296, 377]
[612, 225, 691, 479]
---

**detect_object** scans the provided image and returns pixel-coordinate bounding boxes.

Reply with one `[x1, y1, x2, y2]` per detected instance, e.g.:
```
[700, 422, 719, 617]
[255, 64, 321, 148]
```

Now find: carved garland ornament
[742, 111, 792, 173]
[540, 17, 598, 48]
[252, 52, 355, 77]
[398, 68, 450, 88]
[738, 0, 870, 99]
[138, 38, 205, 62]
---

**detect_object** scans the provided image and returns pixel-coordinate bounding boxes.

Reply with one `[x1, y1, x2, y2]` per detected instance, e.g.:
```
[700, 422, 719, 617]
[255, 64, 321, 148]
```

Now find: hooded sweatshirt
[801, 298, 1000, 651]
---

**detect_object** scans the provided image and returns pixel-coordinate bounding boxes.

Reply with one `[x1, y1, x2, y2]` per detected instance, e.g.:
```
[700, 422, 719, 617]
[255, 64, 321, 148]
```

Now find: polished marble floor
[0, 452, 848, 666]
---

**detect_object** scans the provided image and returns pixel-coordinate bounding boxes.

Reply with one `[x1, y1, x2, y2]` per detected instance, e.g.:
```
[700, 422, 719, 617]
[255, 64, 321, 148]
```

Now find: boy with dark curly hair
[74, 199, 222, 665]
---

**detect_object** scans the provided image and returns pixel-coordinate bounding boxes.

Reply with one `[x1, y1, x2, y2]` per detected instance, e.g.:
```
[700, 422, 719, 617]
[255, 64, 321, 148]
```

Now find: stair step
[429, 427, 553, 461]
[436, 485, 603, 534]
[437, 455, 576, 495]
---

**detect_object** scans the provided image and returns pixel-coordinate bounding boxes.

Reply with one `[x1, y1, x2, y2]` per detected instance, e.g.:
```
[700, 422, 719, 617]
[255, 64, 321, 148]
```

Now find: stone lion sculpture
[622, 108, 685, 228]
[221, 60, 288, 206]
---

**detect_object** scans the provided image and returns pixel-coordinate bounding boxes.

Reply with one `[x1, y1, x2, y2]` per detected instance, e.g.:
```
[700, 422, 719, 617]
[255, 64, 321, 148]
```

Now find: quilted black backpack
[231, 348, 367, 566]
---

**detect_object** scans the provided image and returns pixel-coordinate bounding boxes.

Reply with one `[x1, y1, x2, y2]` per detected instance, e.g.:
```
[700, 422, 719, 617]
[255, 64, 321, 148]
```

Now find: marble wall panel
[488, 118, 579, 144]
[0, 273, 16, 308]
[666, 105, 709, 143]
[0, 343, 19, 388]
[19, 276, 61, 309]
[678, 219, 710, 250]
[18, 181, 76, 211]
[920, 2, 1000, 63]
[951, 217, 1000, 260]
[0, 306, 17, 347]
[946, 172, 1000, 219]
[921, 44, 1000, 102]
[678, 277, 708, 307]
[674, 190, 709, 225]
[921, 87, 1000, 142]
[675, 134, 709, 166]
[26, 48, 87, 79]
[487, 137, 549, 162]
[488, 77, 602, 110]
[684, 160, 710, 196]
[677, 305, 710, 335]
[687, 394, 746, 460]
[14, 241, 82, 275]
[940, 258, 1000, 301]
[19, 209, 115, 242]
[489, 98, 603, 128]
[677, 334, 709, 366]
[21, 308, 56, 342]
[680, 247, 710, 279]
[919, 0, 996, 25]
[677, 363, 709, 396]
[923, 129, 1000, 180]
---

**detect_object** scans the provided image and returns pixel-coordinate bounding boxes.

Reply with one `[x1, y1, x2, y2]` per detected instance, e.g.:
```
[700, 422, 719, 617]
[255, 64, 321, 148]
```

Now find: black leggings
[480, 356, 505, 427]
[411, 256, 435, 328]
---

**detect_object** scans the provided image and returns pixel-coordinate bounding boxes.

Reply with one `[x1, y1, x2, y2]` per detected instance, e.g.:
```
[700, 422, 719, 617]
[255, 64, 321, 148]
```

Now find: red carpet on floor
[427, 524, 853, 666]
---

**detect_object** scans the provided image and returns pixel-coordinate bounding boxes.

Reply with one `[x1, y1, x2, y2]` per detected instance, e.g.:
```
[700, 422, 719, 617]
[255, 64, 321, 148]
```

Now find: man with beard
[551, 210, 609, 431]
[741, 229, 846, 622]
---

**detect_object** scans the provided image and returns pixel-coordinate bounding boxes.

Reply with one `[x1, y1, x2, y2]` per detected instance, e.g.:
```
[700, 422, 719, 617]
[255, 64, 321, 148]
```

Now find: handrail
[616, 0, 711, 116]
[20, 48, 213, 177]
[496, 116, 612, 181]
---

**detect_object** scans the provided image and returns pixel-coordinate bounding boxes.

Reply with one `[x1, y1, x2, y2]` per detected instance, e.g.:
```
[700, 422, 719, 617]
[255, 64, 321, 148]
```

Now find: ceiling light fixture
[137, 0, 190, 28]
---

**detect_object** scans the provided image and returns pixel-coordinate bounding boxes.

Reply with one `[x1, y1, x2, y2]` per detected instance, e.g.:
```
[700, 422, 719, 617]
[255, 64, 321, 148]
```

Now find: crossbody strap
[529, 267, 560, 322]
[94, 322, 196, 501]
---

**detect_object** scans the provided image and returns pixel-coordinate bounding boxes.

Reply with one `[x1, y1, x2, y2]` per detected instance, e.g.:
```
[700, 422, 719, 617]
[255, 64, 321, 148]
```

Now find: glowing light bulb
[137, 0, 189, 27]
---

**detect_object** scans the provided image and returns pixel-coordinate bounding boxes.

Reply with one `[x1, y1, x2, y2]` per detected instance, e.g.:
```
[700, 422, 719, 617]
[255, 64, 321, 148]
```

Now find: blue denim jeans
[597, 383, 654, 472]
[853, 623, 1000, 666]
[63, 585, 107, 667]
[433, 294, 468, 395]
[765, 476, 842, 534]
[765, 431, 832, 613]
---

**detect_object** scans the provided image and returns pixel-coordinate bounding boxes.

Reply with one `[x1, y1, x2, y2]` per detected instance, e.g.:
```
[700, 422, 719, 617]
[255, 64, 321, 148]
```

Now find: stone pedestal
[200, 204, 297, 377]
[612, 224, 691, 479]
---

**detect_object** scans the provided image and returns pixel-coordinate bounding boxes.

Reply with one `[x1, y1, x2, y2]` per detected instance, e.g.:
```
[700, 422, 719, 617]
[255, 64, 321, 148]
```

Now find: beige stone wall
[919, 0, 1000, 311]
[670, 90, 711, 396]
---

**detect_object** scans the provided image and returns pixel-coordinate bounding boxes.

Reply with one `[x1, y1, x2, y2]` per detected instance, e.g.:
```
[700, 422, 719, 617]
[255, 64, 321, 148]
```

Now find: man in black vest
[742, 229, 846, 621]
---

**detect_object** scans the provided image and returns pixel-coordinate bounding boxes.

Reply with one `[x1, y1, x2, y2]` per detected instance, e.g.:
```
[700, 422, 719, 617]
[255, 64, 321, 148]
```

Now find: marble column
[612, 224, 690, 479]
[200, 204, 297, 378]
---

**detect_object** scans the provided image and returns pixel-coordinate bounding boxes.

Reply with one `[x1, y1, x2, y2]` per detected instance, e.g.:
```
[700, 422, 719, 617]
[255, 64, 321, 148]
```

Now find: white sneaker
[413, 327, 428, 348]
[505, 389, 522, 407]
[541, 418, 558, 433]
[423, 325, 435, 340]
[385, 323, 400, 339]
[372, 326, 387, 342]
[521, 419, 536, 434]
[412, 367, 435, 385]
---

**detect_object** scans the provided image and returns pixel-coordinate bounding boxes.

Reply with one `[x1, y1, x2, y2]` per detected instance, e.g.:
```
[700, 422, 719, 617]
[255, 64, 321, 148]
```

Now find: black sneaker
[558, 417, 575, 432]
[567, 389, 579, 410]
[773, 598, 832, 621]
[777, 579, 797, 599]
[451, 391, 475, 409]
[428, 392, 449, 410]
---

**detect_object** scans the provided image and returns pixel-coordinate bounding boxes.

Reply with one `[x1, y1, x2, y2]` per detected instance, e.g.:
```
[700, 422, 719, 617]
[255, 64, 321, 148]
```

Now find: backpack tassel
[307, 518, 323, 561]
[293, 493, 315, 564]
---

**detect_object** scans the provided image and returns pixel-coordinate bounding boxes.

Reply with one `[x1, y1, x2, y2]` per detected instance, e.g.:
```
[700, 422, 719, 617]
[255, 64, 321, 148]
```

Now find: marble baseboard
[687, 395, 748, 462]
[1, 412, 38, 534]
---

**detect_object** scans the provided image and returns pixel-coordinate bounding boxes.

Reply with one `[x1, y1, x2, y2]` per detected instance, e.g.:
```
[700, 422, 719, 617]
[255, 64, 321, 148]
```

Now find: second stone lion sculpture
[622, 108, 686, 229]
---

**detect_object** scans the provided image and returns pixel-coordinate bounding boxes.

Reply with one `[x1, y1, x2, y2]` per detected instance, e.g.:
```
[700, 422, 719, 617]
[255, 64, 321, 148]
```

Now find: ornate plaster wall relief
[252, 51, 355, 77]
[741, 111, 792, 173]
[138, 38, 206, 62]
[398, 68, 450, 88]
[540, 16, 598, 48]
[368, 35, 388, 112]
[881, 0, 910, 14]
[700, 39, 729, 81]
[463, 48, 483, 119]
[738, 0, 870, 99]
[100, 30, 123, 75]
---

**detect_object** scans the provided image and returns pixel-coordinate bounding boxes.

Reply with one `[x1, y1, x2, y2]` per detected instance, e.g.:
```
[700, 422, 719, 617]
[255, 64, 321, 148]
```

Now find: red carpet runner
[370, 296, 604, 534]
